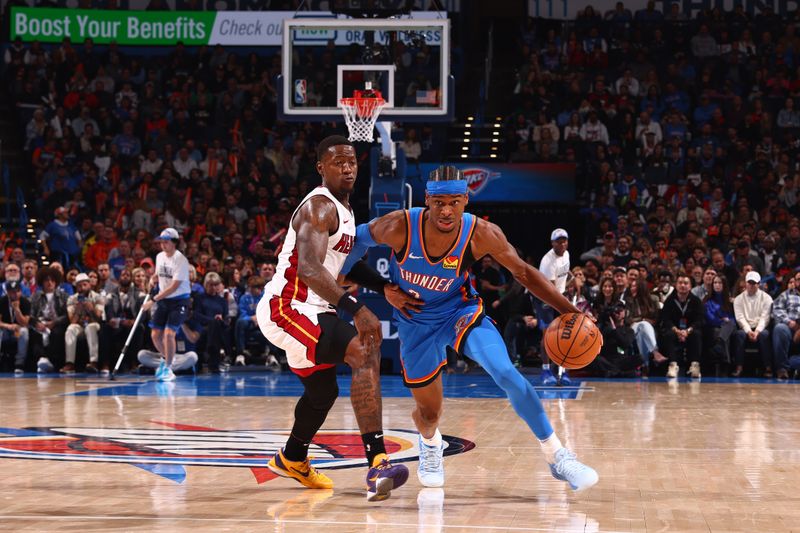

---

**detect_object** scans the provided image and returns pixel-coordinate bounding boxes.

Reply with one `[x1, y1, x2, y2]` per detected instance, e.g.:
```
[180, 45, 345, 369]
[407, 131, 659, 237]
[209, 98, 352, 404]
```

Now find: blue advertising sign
[408, 163, 575, 204]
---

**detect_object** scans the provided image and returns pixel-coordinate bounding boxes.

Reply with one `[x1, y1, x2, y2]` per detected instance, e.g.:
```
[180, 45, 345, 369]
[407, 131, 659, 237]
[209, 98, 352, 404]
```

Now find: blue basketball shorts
[397, 301, 484, 388]
[149, 297, 191, 332]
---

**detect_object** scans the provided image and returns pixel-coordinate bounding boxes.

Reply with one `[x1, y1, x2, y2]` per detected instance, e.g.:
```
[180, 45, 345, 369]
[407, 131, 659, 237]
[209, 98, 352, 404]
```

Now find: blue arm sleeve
[341, 222, 378, 275]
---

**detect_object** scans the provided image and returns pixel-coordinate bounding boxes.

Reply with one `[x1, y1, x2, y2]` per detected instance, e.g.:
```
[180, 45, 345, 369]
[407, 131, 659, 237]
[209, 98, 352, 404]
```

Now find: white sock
[539, 433, 563, 463]
[421, 428, 442, 447]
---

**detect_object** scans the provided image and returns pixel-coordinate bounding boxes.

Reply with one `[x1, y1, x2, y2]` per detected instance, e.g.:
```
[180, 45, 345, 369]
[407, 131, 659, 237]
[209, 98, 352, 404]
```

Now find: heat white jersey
[264, 186, 356, 314]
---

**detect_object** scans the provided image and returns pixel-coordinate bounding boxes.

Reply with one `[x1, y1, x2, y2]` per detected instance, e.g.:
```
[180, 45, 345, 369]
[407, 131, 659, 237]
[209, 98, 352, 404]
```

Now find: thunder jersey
[390, 208, 481, 325]
[264, 186, 356, 314]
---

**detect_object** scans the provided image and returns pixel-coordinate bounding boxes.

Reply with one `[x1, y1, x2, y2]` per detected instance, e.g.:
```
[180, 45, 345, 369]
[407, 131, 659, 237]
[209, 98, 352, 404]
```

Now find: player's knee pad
[292, 380, 338, 442]
[303, 370, 340, 412]
[293, 385, 338, 437]
[308, 383, 339, 412]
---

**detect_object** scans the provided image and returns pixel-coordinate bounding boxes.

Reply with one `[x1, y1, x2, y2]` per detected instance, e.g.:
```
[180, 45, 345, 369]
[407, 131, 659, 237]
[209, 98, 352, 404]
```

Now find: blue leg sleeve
[463, 319, 554, 440]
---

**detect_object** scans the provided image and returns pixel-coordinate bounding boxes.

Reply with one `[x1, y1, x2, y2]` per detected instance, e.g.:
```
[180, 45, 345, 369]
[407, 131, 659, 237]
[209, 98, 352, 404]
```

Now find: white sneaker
[417, 435, 445, 488]
[266, 354, 281, 372]
[549, 448, 599, 491]
[37, 357, 54, 373]
[688, 361, 701, 379]
[14, 368, 24, 376]
[235, 354, 246, 366]
[666, 362, 679, 378]
[159, 368, 176, 382]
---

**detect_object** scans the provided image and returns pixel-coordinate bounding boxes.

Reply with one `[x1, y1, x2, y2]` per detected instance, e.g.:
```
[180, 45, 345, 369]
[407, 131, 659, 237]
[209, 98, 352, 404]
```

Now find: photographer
[0, 281, 31, 374]
[590, 301, 640, 377]
[493, 279, 541, 367]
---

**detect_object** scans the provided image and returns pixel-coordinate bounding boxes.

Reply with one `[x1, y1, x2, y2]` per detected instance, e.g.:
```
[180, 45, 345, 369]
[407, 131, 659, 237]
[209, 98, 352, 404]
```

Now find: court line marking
[475, 446, 800, 453]
[0, 515, 629, 532]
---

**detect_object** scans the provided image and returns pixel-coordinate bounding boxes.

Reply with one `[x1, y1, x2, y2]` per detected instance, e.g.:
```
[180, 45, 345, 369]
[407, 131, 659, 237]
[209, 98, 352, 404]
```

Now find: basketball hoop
[340, 89, 386, 143]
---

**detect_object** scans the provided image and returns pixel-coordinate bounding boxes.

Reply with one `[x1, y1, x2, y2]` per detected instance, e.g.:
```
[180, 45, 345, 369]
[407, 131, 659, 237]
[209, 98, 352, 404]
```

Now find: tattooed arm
[295, 196, 383, 348]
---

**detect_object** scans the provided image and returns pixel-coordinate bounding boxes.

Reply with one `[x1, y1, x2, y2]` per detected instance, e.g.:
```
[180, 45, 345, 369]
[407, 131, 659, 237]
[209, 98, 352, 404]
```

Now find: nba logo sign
[294, 79, 307, 104]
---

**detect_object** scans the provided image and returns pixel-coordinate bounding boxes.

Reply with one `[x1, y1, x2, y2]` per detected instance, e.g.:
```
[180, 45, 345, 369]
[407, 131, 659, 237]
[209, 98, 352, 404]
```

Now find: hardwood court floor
[0, 373, 798, 532]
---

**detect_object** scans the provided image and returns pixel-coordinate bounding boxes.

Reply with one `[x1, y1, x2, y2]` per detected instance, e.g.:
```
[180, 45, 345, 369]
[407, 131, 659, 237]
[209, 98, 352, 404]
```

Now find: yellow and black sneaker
[267, 449, 334, 489]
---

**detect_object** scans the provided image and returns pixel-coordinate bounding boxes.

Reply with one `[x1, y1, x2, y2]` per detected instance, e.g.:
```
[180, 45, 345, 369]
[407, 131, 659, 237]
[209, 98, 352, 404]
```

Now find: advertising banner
[4, 0, 461, 12]
[409, 163, 575, 204]
[10, 7, 444, 46]
[11, 8, 215, 45]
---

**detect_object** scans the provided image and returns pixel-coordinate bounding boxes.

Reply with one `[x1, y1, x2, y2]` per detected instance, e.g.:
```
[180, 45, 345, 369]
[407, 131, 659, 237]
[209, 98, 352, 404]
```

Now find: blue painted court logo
[0, 422, 474, 484]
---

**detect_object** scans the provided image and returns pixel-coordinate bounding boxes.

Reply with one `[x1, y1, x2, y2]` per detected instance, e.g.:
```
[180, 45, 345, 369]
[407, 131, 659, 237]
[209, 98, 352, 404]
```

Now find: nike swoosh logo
[289, 467, 311, 478]
[368, 475, 379, 482]
[408, 254, 423, 259]
[343, 219, 351, 224]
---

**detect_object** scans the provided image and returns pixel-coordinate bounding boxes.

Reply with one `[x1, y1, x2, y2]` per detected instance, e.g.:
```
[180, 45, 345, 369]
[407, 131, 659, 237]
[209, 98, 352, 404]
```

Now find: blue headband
[426, 180, 468, 195]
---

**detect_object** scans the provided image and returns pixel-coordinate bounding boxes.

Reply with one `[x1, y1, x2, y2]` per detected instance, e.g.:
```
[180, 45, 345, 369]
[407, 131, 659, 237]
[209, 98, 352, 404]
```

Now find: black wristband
[337, 292, 365, 315]
[346, 260, 390, 294]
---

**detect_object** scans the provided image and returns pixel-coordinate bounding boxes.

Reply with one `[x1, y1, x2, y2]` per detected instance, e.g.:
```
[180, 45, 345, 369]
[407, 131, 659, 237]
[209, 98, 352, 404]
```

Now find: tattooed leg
[347, 341, 383, 434]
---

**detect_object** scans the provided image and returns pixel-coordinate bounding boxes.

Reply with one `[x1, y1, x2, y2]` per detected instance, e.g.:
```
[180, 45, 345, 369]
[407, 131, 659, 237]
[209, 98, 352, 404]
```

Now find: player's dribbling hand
[383, 283, 424, 319]
[353, 306, 382, 352]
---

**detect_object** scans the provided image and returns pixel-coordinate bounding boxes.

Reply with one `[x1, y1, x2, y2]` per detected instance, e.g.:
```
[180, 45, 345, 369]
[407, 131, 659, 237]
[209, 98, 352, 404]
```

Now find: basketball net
[340, 87, 386, 143]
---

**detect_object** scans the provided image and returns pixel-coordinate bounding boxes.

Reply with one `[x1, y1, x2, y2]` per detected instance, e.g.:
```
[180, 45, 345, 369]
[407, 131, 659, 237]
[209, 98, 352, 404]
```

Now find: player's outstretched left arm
[340, 211, 424, 318]
[471, 219, 581, 316]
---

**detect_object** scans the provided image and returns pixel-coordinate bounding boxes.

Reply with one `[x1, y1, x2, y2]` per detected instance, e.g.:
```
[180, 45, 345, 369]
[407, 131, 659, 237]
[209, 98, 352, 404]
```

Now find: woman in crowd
[193, 272, 233, 372]
[593, 276, 620, 319]
[624, 278, 667, 371]
[703, 275, 736, 366]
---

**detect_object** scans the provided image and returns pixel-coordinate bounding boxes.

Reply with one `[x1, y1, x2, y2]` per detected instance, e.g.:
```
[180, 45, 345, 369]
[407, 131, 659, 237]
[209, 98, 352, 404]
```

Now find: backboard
[279, 16, 453, 122]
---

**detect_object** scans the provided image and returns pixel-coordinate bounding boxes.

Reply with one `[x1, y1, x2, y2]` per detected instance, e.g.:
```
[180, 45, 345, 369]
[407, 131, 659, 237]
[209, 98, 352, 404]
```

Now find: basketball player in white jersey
[538, 228, 572, 385]
[141, 227, 191, 382]
[256, 135, 421, 501]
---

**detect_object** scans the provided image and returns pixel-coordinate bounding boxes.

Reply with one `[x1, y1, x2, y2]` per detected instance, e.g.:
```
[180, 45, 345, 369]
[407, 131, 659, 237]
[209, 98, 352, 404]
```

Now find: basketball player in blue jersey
[343, 166, 599, 491]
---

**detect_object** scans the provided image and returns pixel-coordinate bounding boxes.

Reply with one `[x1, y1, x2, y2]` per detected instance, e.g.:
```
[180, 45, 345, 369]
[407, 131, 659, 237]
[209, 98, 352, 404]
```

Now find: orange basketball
[543, 313, 603, 369]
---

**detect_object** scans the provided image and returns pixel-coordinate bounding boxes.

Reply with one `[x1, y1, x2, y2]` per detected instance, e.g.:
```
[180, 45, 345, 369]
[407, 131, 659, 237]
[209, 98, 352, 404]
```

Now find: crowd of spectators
[0, 21, 425, 375]
[0, 36, 347, 372]
[0, 27, 439, 374]
[495, 2, 800, 378]
[0, 250, 283, 373]
[6, 2, 800, 380]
